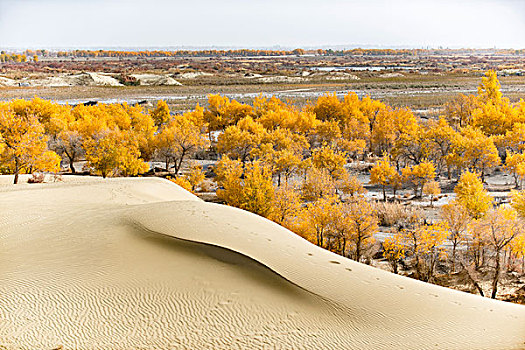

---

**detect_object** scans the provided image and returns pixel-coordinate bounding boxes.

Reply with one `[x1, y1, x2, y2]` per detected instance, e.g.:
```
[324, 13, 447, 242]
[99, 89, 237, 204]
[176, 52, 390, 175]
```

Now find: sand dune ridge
[0, 176, 523, 349]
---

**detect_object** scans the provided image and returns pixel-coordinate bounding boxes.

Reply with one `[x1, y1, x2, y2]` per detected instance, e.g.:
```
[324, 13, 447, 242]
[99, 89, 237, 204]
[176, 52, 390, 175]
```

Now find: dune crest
[0, 176, 523, 350]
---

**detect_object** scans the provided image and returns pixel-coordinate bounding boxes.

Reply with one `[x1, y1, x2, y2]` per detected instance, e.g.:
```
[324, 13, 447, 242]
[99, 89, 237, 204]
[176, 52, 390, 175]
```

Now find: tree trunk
[392, 260, 398, 274]
[13, 160, 19, 184]
[355, 236, 362, 262]
[65, 150, 76, 173]
[491, 250, 501, 299]
[452, 244, 457, 273]
[382, 186, 386, 202]
[461, 261, 485, 297]
[174, 150, 187, 175]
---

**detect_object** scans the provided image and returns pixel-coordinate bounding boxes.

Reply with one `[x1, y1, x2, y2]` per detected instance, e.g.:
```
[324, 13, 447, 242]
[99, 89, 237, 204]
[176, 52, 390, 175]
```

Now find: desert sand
[0, 175, 523, 349]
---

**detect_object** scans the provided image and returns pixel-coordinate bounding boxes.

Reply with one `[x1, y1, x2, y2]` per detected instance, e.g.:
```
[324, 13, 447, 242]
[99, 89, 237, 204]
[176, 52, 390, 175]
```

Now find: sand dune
[129, 74, 182, 86]
[0, 176, 523, 349]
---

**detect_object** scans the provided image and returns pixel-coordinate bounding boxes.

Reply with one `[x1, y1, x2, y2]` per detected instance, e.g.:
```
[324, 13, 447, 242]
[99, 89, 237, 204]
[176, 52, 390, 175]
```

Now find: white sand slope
[130, 74, 182, 86]
[0, 76, 18, 87]
[0, 176, 523, 350]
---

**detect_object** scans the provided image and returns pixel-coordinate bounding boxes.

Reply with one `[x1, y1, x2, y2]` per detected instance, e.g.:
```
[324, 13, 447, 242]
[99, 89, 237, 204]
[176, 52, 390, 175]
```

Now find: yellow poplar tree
[504, 151, 525, 188]
[216, 116, 266, 163]
[339, 197, 378, 262]
[471, 207, 521, 298]
[186, 162, 205, 192]
[270, 184, 301, 228]
[440, 200, 470, 272]
[301, 167, 337, 202]
[337, 172, 366, 197]
[155, 113, 208, 173]
[215, 159, 274, 218]
[0, 110, 60, 184]
[311, 144, 347, 179]
[297, 196, 339, 247]
[238, 161, 275, 218]
[401, 160, 436, 198]
[150, 100, 171, 127]
[454, 171, 492, 219]
[370, 156, 400, 201]
[86, 129, 148, 178]
[423, 180, 441, 206]
[215, 156, 244, 208]
[510, 190, 525, 219]
[448, 126, 500, 181]
[383, 232, 406, 274]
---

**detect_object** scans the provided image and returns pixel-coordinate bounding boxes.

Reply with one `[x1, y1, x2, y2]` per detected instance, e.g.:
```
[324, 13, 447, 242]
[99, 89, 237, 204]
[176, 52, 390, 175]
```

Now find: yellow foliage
[215, 159, 274, 218]
[504, 151, 525, 187]
[471, 98, 516, 135]
[337, 172, 366, 197]
[444, 93, 479, 129]
[301, 167, 337, 202]
[423, 180, 441, 206]
[478, 70, 503, 103]
[270, 184, 301, 227]
[471, 206, 520, 251]
[441, 200, 470, 271]
[155, 113, 208, 173]
[83, 128, 148, 178]
[238, 161, 275, 218]
[169, 176, 193, 193]
[383, 232, 406, 269]
[186, 162, 205, 191]
[370, 156, 401, 200]
[314, 119, 342, 145]
[311, 145, 347, 179]
[401, 222, 448, 281]
[336, 197, 378, 261]
[448, 126, 500, 178]
[204, 94, 253, 132]
[0, 110, 60, 184]
[402, 160, 436, 197]
[150, 100, 170, 127]
[425, 118, 457, 175]
[454, 171, 492, 219]
[510, 233, 525, 261]
[296, 196, 339, 246]
[217, 116, 266, 163]
[469, 206, 521, 297]
[510, 190, 525, 219]
[503, 123, 525, 152]
[371, 107, 419, 157]
[215, 156, 244, 208]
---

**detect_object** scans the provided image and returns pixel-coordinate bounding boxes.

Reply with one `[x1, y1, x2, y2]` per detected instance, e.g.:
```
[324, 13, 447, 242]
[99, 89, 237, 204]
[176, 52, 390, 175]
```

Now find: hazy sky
[0, 0, 524, 49]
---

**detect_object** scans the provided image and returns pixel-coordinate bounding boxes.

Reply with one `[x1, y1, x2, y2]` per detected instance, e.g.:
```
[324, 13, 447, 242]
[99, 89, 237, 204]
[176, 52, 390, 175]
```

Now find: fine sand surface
[0, 175, 524, 350]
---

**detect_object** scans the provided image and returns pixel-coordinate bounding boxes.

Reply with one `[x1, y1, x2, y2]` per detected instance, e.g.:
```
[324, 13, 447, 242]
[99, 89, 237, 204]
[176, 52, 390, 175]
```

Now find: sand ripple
[0, 177, 523, 349]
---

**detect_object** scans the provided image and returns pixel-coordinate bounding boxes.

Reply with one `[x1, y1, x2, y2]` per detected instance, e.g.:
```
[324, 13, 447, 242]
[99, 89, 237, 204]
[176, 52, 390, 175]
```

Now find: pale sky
[0, 0, 524, 49]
